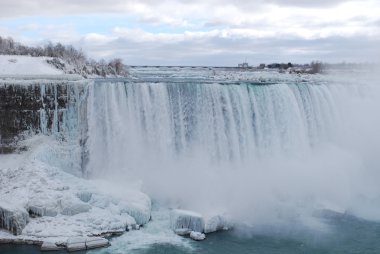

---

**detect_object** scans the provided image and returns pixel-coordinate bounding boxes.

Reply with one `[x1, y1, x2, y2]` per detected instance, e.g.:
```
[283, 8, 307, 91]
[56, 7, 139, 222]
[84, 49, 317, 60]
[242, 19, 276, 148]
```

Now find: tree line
[0, 36, 128, 77]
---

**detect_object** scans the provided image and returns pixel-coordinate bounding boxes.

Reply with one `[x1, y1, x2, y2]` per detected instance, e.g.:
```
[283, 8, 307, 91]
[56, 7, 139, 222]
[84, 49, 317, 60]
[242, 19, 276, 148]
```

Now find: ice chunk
[170, 209, 205, 233]
[28, 198, 58, 217]
[204, 214, 231, 233]
[40, 241, 64, 251]
[0, 201, 29, 235]
[61, 203, 91, 216]
[118, 198, 151, 225]
[85, 237, 109, 249]
[190, 231, 206, 241]
[67, 237, 86, 252]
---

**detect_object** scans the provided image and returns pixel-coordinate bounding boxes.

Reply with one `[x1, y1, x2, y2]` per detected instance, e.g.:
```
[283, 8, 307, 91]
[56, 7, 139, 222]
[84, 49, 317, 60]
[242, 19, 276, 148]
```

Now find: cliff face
[0, 80, 88, 154]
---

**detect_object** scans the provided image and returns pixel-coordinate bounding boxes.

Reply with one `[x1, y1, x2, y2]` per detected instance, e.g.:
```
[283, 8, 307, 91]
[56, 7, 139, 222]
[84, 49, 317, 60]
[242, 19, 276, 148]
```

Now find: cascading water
[88, 81, 338, 169]
[85, 69, 380, 228]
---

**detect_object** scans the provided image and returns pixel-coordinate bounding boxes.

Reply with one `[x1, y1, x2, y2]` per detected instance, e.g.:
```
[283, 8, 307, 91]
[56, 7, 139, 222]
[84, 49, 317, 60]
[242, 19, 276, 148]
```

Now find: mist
[86, 69, 380, 234]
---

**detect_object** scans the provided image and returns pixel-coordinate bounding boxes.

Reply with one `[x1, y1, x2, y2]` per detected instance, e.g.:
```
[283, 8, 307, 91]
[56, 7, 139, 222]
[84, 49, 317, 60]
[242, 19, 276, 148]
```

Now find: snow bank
[0, 55, 63, 76]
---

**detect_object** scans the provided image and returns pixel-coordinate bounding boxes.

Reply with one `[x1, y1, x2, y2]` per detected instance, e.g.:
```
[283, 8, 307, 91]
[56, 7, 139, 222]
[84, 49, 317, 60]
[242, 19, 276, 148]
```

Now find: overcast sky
[0, 0, 379, 66]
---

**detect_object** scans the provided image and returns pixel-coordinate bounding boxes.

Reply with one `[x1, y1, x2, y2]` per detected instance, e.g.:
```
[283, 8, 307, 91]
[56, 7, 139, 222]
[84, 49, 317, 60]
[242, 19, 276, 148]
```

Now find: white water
[85, 70, 380, 230]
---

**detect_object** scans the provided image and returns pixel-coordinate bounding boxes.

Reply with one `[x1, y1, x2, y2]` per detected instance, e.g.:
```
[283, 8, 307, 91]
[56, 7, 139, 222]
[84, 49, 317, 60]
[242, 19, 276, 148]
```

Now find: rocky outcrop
[0, 79, 88, 157]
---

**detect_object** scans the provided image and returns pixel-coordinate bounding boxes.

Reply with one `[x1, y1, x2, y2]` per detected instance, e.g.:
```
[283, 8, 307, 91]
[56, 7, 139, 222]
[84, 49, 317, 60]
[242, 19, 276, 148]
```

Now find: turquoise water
[3, 212, 380, 254]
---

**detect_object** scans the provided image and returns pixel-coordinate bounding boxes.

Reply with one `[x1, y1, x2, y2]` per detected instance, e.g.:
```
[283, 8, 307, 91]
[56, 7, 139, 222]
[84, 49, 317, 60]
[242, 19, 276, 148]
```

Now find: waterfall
[86, 81, 346, 175]
[82, 73, 380, 224]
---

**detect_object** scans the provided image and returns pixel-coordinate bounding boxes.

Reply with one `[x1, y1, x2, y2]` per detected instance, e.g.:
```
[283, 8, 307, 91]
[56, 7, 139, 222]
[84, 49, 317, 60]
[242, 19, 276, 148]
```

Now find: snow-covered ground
[0, 55, 64, 76]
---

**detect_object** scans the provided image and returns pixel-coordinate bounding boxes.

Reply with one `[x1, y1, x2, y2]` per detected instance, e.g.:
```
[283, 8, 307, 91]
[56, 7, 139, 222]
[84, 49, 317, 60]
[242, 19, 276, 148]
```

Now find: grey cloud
[0, 0, 362, 19]
[1, 0, 378, 65]
[266, 0, 350, 8]
[76, 33, 380, 66]
[0, 0, 127, 18]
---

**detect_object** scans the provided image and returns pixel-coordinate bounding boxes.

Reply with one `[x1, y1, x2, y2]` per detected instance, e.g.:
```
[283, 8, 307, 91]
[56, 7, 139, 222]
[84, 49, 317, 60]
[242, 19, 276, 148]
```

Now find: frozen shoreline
[0, 135, 152, 251]
[0, 135, 228, 252]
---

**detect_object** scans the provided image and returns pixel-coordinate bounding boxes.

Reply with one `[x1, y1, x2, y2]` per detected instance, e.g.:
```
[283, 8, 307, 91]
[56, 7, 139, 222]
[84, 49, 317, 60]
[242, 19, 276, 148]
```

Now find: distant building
[258, 63, 266, 69]
[238, 62, 249, 68]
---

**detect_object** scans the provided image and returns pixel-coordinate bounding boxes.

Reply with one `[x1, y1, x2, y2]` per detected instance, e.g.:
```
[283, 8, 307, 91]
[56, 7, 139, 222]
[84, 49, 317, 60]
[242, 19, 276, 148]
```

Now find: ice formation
[0, 201, 29, 235]
[189, 231, 206, 241]
[0, 135, 151, 247]
[170, 209, 205, 233]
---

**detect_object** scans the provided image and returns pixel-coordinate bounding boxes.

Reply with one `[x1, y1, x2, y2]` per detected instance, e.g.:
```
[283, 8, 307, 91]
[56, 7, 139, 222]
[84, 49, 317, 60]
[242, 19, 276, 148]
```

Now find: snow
[85, 237, 110, 249]
[174, 228, 191, 236]
[94, 207, 193, 253]
[0, 201, 29, 235]
[0, 135, 152, 245]
[189, 231, 206, 241]
[0, 55, 64, 76]
[40, 241, 64, 251]
[66, 237, 87, 251]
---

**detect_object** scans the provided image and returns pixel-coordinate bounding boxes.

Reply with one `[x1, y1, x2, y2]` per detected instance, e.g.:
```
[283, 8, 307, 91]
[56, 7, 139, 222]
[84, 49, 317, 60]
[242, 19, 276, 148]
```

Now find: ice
[22, 203, 137, 238]
[85, 237, 109, 249]
[77, 191, 92, 203]
[67, 237, 111, 251]
[28, 197, 59, 217]
[0, 201, 29, 235]
[189, 231, 206, 241]
[94, 207, 193, 253]
[0, 135, 151, 242]
[61, 202, 92, 216]
[40, 241, 64, 251]
[170, 209, 205, 233]
[204, 214, 231, 233]
[66, 237, 86, 251]
[174, 228, 191, 236]
[118, 199, 151, 225]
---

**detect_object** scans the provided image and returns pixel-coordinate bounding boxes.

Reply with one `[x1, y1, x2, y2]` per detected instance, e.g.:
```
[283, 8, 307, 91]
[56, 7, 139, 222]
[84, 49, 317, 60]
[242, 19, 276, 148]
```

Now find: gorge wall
[0, 78, 88, 157]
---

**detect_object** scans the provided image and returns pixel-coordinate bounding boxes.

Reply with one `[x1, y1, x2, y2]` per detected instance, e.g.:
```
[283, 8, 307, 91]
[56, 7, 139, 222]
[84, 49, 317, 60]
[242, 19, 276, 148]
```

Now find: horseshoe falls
[82, 68, 380, 253]
[2, 68, 380, 254]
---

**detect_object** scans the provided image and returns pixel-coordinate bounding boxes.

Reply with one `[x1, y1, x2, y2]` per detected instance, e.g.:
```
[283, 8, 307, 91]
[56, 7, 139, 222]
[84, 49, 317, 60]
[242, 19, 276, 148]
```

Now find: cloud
[75, 28, 379, 65]
[0, 0, 379, 65]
